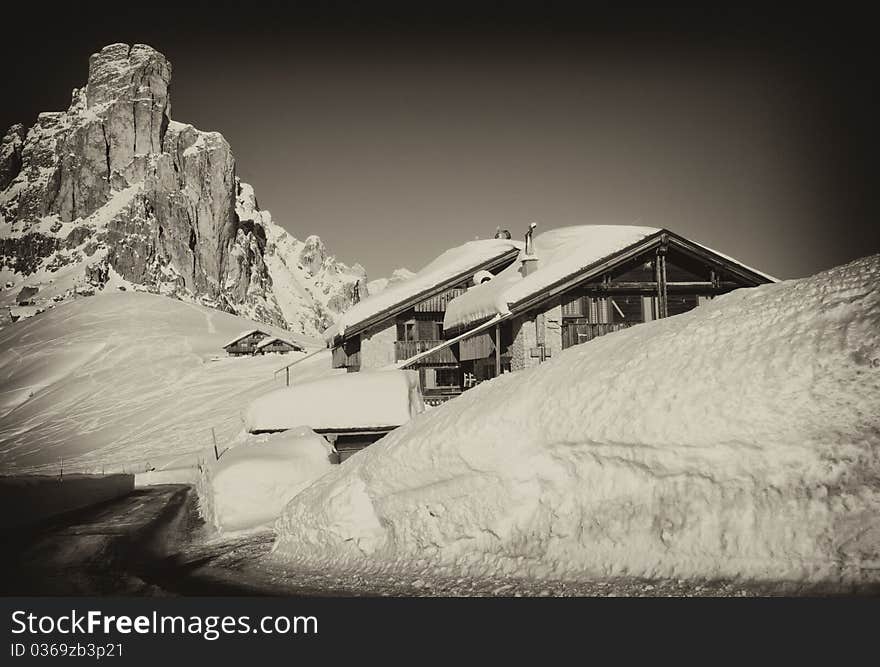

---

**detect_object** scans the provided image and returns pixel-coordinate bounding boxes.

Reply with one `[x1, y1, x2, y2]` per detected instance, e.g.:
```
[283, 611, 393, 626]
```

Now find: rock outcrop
[0, 43, 365, 336]
[0, 124, 26, 191]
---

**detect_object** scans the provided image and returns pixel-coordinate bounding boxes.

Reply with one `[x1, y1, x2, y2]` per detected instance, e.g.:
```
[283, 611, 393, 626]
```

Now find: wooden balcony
[394, 340, 458, 365]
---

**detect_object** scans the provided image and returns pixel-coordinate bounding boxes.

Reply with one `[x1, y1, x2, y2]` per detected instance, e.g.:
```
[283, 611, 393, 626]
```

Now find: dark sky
[1, 3, 875, 280]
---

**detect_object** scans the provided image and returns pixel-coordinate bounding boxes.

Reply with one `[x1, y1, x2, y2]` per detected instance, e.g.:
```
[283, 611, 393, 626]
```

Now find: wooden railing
[394, 340, 458, 364]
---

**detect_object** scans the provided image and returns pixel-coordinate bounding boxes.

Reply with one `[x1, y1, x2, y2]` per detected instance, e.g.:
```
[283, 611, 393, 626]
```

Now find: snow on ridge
[275, 254, 880, 584]
[326, 238, 522, 342]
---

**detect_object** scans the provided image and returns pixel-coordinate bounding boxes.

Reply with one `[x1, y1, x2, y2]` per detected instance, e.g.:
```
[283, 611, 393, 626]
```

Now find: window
[435, 368, 459, 387]
[424, 367, 459, 389]
[608, 296, 644, 323]
[397, 317, 442, 341]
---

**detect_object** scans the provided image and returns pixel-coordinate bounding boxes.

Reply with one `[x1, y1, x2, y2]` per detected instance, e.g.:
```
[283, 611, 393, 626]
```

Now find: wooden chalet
[255, 336, 304, 355]
[435, 226, 776, 384]
[223, 329, 270, 356]
[330, 226, 775, 403]
[327, 238, 522, 405]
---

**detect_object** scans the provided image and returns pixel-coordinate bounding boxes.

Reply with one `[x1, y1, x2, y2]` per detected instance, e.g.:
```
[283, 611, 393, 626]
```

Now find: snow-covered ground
[0, 291, 335, 475]
[197, 427, 335, 532]
[275, 255, 880, 585]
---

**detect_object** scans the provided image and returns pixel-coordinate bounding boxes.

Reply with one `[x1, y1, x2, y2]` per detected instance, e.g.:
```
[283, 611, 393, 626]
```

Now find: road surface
[1, 485, 876, 597]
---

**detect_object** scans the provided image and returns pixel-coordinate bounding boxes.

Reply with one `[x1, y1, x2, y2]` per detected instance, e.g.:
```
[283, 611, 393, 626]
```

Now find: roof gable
[444, 226, 776, 331]
[256, 336, 303, 350]
[223, 328, 270, 348]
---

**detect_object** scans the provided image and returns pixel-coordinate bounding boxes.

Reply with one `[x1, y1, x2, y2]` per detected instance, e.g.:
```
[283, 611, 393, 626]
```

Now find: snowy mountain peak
[366, 267, 416, 296]
[0, 43, 366, 337]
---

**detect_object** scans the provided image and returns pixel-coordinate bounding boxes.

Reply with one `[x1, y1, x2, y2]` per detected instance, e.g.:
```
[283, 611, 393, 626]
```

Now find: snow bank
[198, 427, 335, 532]
[275, 255, 880, 584]
[244, 370, 425, 433]
[326, 239, 521, 341]
[445, 226, 658, 330]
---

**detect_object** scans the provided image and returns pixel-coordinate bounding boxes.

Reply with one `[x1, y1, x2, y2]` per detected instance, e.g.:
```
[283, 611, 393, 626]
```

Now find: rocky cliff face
[0, 43, 365, 336]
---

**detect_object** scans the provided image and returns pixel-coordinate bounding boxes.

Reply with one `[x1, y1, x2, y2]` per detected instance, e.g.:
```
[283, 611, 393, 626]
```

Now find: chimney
[520, 222, 539, 276]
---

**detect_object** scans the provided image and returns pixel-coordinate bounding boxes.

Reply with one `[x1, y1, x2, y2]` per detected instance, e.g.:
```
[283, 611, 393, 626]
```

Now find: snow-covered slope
[0, 291, 336, 475]
[0, 43, 366, 337]
[275, 255, 880, 584]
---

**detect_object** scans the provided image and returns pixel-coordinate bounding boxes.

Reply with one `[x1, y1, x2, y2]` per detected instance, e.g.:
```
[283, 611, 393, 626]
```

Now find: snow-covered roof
[222, 328, 270, 348]
[255, 335, 302, 350]
[326, 238, 522, 342]
[444, 226, 659, 330]
[244, 370, 425, 433]
[444, 225, 777, 331]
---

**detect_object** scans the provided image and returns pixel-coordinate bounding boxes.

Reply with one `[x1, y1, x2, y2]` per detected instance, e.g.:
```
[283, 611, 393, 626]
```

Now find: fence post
[286, 366, 290, 387]
[212, 428, 220, 461]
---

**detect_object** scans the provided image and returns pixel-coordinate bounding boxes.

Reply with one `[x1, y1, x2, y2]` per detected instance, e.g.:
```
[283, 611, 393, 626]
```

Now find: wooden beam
[495, 323, 501, 377]
[576, 280, 740, 295]
[665, 233, 774, 285]
[655, 252, 668, 318]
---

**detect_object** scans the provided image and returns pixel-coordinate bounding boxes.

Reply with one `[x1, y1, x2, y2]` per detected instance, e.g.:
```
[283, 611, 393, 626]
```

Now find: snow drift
[275, 255, 880, 584]
[244, 370, 425, 433]
[197, 427, 335, 532]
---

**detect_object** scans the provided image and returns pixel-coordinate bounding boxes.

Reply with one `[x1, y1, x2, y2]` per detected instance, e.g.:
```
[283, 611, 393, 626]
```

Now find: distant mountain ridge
[366, 267, 416, 295]
[0, 43, 366, 336]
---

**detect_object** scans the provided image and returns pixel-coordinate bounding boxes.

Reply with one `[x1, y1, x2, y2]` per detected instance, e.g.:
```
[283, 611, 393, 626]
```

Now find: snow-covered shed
[223, 328, 270, 356]
[245, 370, 425, 461]
[326, 237, 522, 405]
[255, 335, 304, 355]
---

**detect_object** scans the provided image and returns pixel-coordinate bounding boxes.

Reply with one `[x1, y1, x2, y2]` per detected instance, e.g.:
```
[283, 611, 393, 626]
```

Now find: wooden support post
[286, 366, 290, 387]
[655, 252, 668, 318]
[494, 323, 501, 377]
